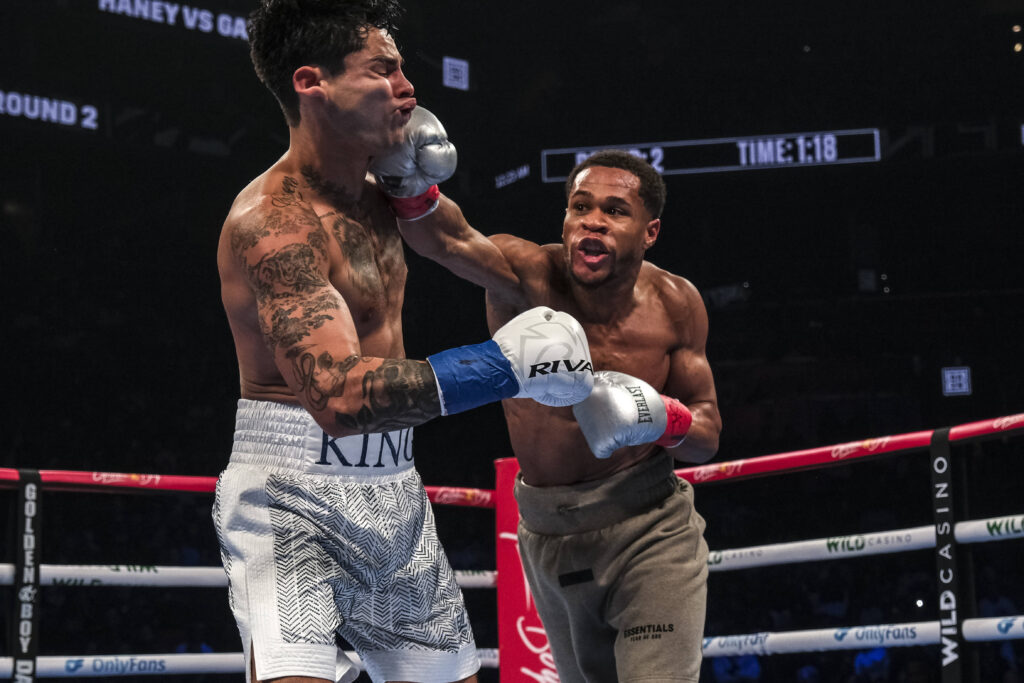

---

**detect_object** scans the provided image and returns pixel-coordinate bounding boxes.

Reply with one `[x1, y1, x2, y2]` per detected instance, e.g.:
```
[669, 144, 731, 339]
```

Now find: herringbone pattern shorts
[212, 400, 479, 683]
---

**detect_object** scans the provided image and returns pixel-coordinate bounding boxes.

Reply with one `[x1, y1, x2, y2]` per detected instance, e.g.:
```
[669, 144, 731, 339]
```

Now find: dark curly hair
[248, 0, 405, 126]
[565, 149, 667, 219]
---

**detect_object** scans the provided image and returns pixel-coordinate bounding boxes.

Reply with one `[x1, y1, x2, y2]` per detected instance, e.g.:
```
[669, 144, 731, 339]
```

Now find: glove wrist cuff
[389, 185, 441, 220]
[426, 340, 520, 416]
[654, 395, 693, 447]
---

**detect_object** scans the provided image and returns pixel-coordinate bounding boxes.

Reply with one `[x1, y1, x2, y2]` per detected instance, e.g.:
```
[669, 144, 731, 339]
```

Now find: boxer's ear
[293, 66, 328, 100]
[644, 218, 661, 250]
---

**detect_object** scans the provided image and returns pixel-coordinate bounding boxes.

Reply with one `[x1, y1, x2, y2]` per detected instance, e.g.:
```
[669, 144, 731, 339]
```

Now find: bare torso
[487, 244, 688, 486]
[217, 162, 407, 405]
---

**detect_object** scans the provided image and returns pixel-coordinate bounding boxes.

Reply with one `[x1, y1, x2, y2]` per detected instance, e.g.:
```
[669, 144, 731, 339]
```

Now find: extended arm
[371, 106, 522, 296]
[233, 199, 591, 437]
[400, 197, 523, 294]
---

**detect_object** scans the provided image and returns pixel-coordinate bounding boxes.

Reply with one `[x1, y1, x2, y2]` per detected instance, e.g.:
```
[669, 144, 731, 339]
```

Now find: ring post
[930, 428, 963, 682]
[494, 458, 558, 682]
[11, 470, 42, 683]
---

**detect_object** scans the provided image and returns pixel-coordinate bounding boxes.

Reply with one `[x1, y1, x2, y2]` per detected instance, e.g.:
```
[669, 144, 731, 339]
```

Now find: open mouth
[577, 238, 609, 267]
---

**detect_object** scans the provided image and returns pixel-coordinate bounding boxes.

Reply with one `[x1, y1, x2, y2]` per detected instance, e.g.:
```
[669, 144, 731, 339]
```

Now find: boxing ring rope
[0, 565, 497, 589]
[679, 413, 1024, 671]
[2, 412, 1022, 680]
[0, 475, 499, 680]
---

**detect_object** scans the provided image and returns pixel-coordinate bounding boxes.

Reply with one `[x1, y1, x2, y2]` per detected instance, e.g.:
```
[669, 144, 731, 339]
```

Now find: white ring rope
[3, 413, 1021, 677]
[702, 617, 1024, 658]
[3, 513, 1016, 588]
[0, 650, 501, 678]
[0, 565, 496, 589]
[709, 525, 936, 571]
[709, 512, 1023, 571]
[2, 515, 1017, 674]
[962, 616, 1024, 642]
[3, 616, 1023, 679]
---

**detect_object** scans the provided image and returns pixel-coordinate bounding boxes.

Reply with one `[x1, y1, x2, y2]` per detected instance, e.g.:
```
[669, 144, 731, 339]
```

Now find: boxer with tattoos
[212, 3, 592, 683]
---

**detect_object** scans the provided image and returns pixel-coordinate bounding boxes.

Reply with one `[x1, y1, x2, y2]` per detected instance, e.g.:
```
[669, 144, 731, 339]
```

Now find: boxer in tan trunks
[372, 130, 723, 681]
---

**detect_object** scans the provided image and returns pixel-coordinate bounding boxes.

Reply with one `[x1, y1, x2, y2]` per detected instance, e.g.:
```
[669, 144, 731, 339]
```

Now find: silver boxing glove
[371, 106, 457, 219]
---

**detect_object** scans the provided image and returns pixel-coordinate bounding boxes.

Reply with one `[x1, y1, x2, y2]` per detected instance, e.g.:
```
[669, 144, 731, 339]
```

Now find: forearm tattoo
[344, 359, 441, 432]
[287, 347, 360, 411]
[287, 349, 440, 431]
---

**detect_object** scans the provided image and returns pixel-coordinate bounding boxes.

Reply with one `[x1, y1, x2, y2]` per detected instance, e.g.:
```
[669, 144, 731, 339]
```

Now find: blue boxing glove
[370, 106, 457, 220]
[427, 307, 594, 415]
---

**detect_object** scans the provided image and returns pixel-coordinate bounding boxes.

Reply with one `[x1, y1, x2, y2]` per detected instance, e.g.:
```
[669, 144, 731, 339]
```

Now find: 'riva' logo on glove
[528, 359, 593, 378]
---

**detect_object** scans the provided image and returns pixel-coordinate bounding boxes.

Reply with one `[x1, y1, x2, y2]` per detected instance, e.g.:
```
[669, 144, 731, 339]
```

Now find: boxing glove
[370, 106, 457, 220]
[572, 370, 693, 459]
[427, 307, 594, 415]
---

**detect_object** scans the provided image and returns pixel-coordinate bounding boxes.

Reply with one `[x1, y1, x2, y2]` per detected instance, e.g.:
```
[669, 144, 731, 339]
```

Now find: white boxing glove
[370, 106, 457, 219]
[493, 307, 594, 406]
[426, 307, 594, 415]
[572, 370, 694, 459]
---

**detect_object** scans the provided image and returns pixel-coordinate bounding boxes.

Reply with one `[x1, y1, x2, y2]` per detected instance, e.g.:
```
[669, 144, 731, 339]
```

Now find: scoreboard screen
[541, 128, 881, 181]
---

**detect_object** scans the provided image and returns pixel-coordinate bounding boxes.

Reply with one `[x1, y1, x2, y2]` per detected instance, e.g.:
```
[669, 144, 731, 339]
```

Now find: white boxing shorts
[212, 399, 480, 683]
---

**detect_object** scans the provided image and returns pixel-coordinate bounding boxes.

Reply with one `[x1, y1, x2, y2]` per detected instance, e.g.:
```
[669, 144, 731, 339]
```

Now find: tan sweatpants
[515, 453, 709, 683]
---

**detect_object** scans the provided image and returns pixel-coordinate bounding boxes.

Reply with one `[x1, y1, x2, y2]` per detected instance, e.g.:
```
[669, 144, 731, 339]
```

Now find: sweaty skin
[486, 258, 712, 485]
[218, 29, 441, 438]
[402, 165, 722, 485]
[218, 166, 430, 422]
[218, 27, 504, 683]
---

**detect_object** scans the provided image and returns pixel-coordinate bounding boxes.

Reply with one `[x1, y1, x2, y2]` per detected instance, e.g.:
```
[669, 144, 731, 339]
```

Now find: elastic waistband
[514, 452, 680, 535]
[229, 399, 415, 480]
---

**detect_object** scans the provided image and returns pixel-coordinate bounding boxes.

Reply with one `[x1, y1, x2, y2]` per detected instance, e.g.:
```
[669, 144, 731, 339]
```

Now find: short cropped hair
[565, 149, 667, 219]
[248, 0, 404, 126]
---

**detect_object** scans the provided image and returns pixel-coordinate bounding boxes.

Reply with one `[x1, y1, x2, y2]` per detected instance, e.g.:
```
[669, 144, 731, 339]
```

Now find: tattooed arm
[231, 197, 441, 437]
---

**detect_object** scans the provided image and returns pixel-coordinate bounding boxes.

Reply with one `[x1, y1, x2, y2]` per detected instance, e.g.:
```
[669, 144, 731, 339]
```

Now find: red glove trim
[388, 185, 441, 220]
[655, 395, 693, 447]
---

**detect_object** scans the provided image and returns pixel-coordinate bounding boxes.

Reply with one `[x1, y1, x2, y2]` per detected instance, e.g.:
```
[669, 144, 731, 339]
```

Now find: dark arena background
[3, 1, 1024, 682]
